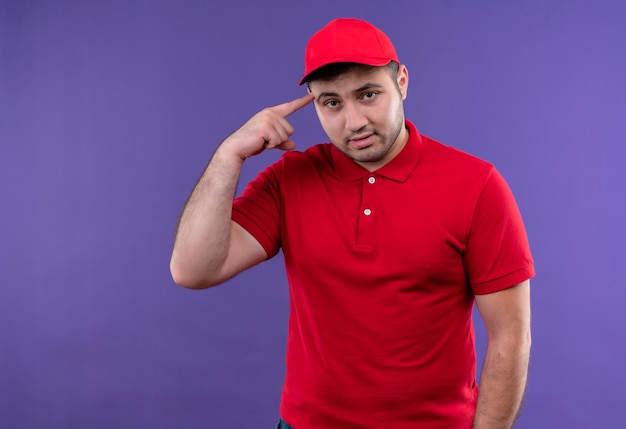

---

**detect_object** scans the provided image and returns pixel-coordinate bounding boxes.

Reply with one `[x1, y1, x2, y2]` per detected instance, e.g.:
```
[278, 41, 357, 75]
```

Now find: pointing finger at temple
[270, 93, 315, 117]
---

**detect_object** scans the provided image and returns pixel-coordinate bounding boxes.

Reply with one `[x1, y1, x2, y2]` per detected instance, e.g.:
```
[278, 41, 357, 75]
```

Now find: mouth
[348, 133, 375, 149]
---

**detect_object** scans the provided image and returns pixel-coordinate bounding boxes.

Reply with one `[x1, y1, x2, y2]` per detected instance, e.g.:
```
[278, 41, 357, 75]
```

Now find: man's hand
[224, 93, 315, 161]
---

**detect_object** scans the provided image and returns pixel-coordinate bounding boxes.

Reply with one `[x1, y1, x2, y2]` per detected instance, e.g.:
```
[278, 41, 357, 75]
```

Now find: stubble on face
[309, 66, 409, 171]
[342, 118, 404, 165]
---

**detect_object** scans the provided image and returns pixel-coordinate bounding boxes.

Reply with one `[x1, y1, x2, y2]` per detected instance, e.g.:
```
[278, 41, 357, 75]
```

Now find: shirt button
[368, 177, 376, 184]
[363, 208, 372, 216]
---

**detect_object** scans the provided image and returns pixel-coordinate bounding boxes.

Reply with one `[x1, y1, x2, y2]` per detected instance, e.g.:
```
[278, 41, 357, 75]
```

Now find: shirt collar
[331, 120, 423, 183]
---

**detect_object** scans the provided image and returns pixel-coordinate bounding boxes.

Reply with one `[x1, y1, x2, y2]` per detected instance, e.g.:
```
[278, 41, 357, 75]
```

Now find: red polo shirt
[232, 120, 534, 428]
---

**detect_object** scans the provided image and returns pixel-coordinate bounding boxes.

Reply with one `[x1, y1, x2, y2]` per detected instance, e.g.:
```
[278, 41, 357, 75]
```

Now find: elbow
[170, 271, 207, 290]
[518, 322, 532, 352]
[525, 328, 533, 353]
[514, 327, 533, 358]
[487, 325, 532, 357]
[169, 257, 221, 290]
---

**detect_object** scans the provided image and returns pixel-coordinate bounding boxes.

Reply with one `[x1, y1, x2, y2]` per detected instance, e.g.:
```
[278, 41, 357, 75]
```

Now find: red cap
[299, 18, 399, 85]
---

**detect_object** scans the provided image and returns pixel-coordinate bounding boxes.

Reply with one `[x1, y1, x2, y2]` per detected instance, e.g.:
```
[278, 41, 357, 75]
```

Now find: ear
[397, 64, 409, 100]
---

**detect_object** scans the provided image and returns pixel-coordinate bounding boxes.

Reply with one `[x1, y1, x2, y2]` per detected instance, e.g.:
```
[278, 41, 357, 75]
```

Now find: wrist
[214, 139, 248, 166]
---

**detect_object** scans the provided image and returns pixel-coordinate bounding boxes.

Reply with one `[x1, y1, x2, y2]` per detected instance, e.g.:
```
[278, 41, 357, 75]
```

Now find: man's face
[308, 64, 409, 171]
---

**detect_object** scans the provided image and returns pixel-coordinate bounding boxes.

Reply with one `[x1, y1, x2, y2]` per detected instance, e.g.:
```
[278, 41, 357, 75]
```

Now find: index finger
[271, 93, 315, 117]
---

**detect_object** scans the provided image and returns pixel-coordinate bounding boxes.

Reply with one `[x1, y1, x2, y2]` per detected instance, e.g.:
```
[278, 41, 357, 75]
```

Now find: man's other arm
[473, 280, 532, 429]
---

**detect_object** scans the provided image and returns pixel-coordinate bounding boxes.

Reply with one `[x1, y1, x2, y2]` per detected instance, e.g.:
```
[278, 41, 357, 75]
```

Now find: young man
[171, 18, 534, 429]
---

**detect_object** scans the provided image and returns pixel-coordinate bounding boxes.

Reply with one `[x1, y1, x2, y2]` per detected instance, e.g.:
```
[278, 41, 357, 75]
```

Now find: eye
[361, 91, 377, 100]
[323, 99, 340, 109]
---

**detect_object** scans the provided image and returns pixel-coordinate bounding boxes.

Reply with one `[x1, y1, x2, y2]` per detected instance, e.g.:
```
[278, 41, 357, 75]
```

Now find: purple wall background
[1, 0, 625, 427]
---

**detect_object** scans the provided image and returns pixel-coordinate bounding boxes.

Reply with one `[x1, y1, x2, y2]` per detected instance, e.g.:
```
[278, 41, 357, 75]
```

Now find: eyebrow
[316, 83, 385, 103]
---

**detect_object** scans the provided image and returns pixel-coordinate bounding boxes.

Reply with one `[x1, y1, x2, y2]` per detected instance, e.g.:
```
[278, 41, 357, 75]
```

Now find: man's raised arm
[170, 93, 314, 289]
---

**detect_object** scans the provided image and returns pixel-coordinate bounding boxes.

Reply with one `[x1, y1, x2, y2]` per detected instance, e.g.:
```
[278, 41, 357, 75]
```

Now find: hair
[305, 61, 400, 88]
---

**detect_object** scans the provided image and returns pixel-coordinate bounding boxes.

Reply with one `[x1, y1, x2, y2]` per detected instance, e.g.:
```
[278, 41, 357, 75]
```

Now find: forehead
[308, 66, 392, 93]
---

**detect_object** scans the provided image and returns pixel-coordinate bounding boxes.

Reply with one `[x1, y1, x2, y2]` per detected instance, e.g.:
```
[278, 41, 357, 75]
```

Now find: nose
[343, 101, 368, 132]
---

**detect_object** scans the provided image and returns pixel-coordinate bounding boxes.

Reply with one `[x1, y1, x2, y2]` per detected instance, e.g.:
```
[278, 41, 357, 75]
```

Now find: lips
[348, 133, 375, 149]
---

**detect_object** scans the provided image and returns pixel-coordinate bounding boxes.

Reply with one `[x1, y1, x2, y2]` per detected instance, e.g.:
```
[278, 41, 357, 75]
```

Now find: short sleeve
[232, 160, 283, 258]
[464, 168, 535, 295]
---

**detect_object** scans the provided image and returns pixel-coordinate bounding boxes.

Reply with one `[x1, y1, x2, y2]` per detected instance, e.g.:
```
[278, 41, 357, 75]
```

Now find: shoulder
[276, 143, 335, 175]
[282, 143, 333, 163]
[417, 134, 496, 191]
[250, 143, 335, 191]
[422, 134, 493, 172]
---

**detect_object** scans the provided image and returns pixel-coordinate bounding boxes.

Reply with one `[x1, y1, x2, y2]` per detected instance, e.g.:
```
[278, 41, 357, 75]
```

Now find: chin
[353, 147, 389, 163]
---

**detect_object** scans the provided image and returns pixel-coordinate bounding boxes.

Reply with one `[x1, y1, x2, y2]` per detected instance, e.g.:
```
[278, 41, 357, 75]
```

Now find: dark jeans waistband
[276, 418, 294, 429]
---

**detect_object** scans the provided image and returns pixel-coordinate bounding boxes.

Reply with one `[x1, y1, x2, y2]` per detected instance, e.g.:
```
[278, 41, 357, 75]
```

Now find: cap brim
[298, 57, 394, 85]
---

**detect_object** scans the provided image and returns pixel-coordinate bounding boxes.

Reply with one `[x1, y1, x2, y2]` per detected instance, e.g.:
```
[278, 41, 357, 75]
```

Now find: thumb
[274, 139, 296, 151]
